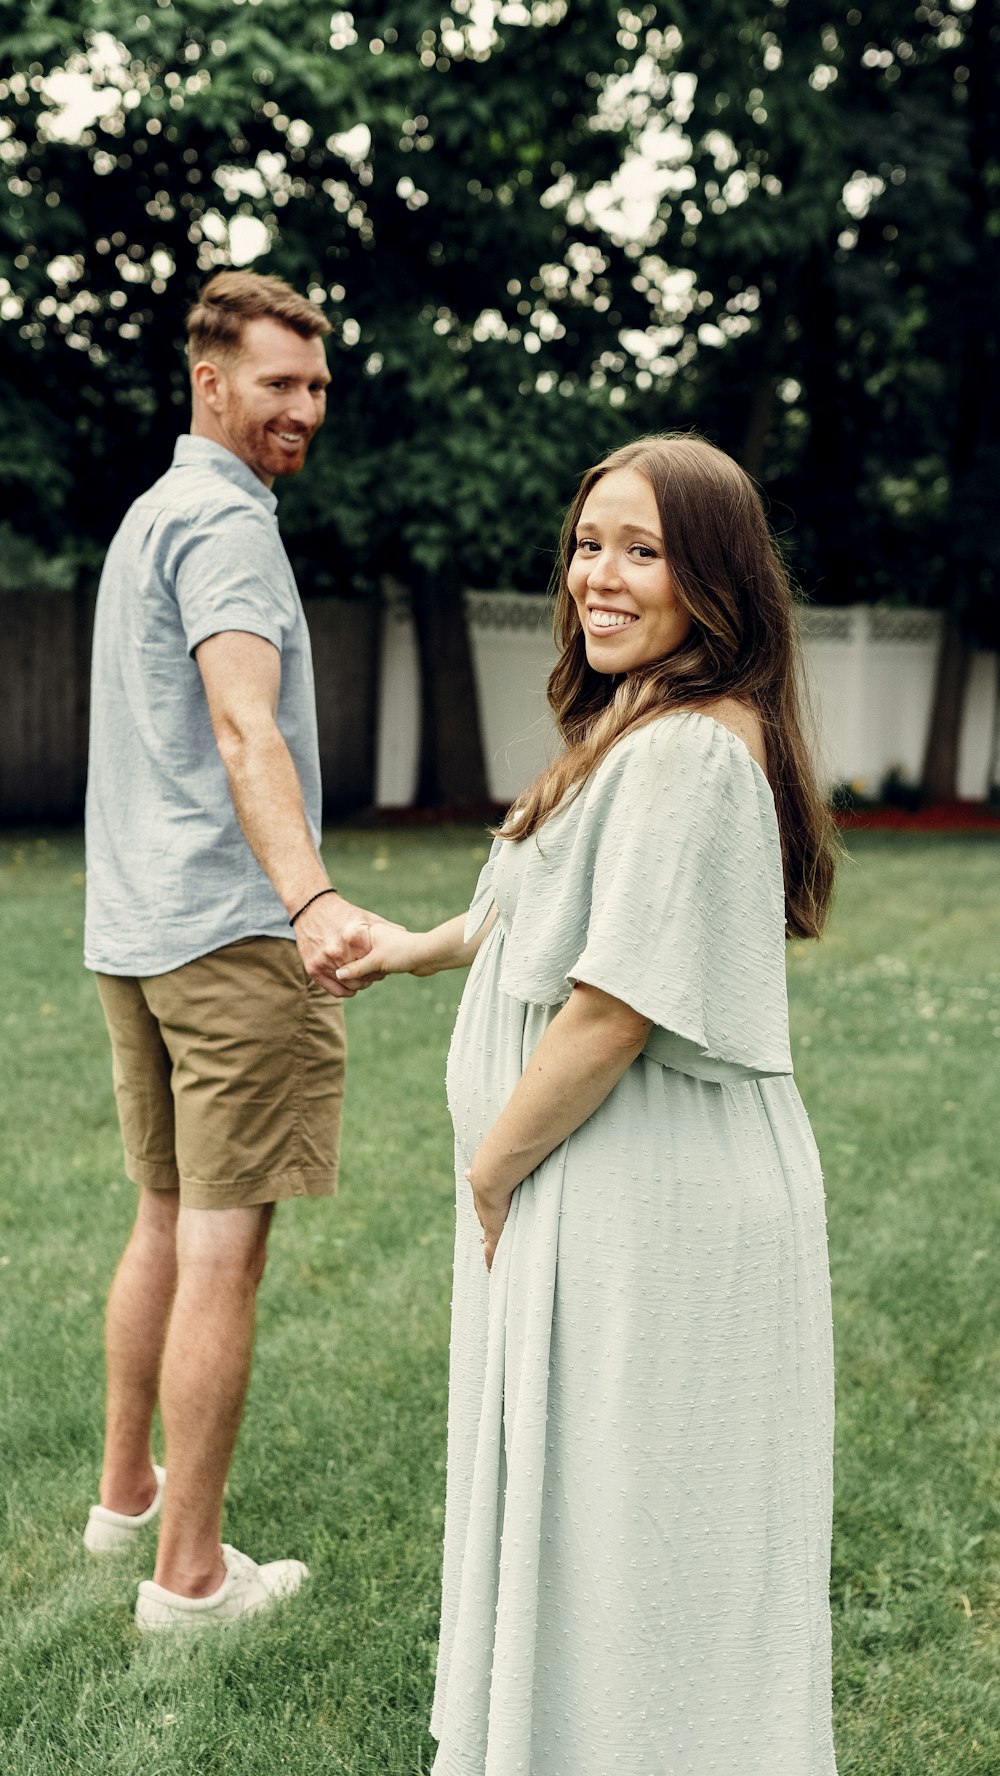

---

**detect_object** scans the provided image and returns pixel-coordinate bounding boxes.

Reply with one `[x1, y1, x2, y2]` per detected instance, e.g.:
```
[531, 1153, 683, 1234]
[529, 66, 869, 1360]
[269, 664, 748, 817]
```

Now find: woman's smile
[585, 606, 639, 631]
[568, 466, 692, 672]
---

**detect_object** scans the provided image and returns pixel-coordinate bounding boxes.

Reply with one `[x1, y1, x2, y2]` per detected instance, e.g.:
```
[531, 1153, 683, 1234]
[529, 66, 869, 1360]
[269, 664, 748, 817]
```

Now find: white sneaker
[134, 1543, 310, 1633]
[84, 1465, 166, 1555]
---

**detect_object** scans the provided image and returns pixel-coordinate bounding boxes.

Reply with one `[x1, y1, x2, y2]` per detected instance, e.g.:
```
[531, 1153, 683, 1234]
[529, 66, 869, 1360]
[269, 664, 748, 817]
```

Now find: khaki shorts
[96, 937, 346, 1209]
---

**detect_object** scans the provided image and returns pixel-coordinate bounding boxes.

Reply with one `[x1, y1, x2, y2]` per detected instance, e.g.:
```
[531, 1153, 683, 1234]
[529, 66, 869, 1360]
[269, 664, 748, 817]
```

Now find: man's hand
[292, 894, 401, 998]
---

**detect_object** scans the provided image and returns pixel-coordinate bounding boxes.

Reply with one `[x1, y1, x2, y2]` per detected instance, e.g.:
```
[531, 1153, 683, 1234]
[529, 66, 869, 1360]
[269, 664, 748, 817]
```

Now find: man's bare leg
[152, 1202, 275, 1598]
[100, 1187, 179, 1514]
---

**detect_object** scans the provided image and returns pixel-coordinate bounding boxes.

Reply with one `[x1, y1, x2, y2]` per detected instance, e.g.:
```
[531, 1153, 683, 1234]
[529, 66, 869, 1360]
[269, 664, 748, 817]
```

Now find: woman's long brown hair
[501, 434, 839, 938]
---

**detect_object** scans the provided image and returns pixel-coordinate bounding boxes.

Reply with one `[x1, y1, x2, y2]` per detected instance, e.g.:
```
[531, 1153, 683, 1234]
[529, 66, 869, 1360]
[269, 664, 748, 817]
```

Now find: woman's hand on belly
[466, 982, 651, 1268]
[465, 1166, 513, 1271]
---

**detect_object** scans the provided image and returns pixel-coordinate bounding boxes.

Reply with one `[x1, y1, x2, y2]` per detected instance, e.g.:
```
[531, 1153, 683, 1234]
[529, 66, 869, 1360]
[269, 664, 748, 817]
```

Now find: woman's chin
[585, 640, 634, 675]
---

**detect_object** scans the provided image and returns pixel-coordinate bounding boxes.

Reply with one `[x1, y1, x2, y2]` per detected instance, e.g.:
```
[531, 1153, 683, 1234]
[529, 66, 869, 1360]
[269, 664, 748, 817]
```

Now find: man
[83, 270, 381, 1630]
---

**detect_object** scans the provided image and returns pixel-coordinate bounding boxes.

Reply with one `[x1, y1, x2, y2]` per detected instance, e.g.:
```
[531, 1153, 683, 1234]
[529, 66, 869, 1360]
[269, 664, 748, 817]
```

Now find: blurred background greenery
[1, 0, 997, 803]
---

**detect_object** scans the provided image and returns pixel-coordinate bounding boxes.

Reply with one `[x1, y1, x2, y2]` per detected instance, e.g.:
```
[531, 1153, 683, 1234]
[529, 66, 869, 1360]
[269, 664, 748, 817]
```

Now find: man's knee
[140, 1186, 180, 1218]
[129, 1188, 180, 1256]
[176, 1202, 275, 1290]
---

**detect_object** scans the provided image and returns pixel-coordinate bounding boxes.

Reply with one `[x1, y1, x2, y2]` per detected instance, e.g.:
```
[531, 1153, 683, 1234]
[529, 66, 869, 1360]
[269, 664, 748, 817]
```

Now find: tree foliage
[1, 0, 996, 797]
[0, 1, 646, 593]
[636, 0, 1000, 791]
[632, 0, 999, 649]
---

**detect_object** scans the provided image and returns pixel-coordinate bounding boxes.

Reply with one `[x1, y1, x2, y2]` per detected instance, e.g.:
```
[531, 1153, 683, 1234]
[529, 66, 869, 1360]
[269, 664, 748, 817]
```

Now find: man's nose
[283, 389, 317, 429]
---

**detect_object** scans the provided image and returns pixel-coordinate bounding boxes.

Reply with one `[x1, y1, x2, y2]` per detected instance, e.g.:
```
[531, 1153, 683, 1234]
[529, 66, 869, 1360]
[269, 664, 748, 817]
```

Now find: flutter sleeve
[463, 837, 504, 943]
[497, 713, 794, 1084]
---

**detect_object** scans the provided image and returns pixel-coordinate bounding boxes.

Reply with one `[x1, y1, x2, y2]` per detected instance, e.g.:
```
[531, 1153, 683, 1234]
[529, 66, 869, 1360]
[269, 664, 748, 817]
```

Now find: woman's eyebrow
[575, 520, 662, 543]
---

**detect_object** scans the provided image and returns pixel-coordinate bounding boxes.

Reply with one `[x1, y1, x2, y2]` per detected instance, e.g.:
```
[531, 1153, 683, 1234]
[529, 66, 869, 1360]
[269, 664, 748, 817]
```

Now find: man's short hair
[186, 270, 332, 366]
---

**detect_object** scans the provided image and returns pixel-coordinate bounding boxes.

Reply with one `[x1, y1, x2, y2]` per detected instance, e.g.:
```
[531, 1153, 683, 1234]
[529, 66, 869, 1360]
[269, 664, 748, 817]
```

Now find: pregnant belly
[446, 964, 559, 1163]
[445, 986, 510, 1158]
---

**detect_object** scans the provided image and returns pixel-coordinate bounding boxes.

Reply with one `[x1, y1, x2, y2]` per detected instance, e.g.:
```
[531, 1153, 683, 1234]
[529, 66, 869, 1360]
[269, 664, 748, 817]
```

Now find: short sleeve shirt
[84, 436, 322, 976]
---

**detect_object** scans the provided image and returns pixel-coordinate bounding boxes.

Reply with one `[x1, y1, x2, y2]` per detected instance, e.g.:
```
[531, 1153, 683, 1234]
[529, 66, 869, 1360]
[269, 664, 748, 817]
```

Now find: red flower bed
[836, 801, 1000, 832]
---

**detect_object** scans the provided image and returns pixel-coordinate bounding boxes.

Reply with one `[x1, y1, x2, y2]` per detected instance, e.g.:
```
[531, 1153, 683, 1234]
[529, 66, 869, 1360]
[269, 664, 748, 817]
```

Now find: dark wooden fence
[0, 590, 380, 823]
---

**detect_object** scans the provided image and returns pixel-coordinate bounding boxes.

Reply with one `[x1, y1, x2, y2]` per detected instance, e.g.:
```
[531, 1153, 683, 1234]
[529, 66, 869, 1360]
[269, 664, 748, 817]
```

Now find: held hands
[334, 921, 436, 987]
[304, 901, 473, 996]
[293, 893, 406, 998]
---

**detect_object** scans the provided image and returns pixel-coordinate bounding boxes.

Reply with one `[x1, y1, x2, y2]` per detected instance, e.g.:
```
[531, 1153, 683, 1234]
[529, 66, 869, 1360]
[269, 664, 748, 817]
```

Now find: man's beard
[226, 399, 313, 478]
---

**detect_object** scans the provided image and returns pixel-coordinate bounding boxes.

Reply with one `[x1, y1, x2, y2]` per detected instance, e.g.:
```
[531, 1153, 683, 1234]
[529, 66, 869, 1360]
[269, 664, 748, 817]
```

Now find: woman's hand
[465, 1164, 515, 1271]
[336, 910, 491, 986]
[461, 984, 652, 1269]
[292, 898, 384, 996]
[334, 920, 432, 986]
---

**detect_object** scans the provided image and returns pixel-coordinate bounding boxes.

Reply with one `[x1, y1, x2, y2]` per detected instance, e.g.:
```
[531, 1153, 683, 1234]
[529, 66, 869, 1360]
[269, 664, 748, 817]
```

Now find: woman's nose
[587, 551, 623, 590]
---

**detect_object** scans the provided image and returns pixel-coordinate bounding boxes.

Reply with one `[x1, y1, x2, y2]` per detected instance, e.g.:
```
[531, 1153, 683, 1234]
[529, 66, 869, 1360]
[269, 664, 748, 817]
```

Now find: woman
[340, 434, 839, 1775]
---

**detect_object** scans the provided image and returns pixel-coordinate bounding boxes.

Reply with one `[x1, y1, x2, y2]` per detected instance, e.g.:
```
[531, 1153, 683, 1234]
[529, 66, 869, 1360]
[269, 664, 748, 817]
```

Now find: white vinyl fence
[375, 590, 999, 808]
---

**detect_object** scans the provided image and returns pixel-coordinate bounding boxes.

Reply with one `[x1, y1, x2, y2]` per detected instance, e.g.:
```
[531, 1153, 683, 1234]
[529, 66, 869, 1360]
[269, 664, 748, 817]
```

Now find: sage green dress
[430, 712, 837, 1776]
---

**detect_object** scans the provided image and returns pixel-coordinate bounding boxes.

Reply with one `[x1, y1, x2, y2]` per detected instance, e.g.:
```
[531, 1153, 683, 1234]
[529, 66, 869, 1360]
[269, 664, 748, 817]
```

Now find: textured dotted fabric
[430, 713, 837, 1776]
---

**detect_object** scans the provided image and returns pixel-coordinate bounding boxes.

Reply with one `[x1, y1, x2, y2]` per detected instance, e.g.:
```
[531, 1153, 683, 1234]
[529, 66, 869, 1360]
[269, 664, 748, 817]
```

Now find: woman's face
[567, 466, 692, 674]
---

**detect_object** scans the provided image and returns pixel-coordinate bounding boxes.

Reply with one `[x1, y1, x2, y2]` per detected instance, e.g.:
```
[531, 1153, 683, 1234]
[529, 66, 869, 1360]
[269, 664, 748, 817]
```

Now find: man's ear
[191, 359, 225, 409]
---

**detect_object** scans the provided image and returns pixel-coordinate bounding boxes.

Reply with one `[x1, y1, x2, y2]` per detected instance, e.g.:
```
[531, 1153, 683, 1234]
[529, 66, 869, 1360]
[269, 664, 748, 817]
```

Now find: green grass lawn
[1, 826, 998, 1775]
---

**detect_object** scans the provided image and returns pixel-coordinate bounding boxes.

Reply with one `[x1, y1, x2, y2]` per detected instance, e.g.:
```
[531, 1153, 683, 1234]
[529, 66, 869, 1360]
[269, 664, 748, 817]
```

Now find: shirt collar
[172, 436, 278, 515]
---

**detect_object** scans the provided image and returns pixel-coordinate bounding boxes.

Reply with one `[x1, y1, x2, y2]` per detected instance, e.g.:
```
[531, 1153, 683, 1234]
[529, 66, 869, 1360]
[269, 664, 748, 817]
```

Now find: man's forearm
[218, 721, 328, 915]
[196, 630, 373, 998]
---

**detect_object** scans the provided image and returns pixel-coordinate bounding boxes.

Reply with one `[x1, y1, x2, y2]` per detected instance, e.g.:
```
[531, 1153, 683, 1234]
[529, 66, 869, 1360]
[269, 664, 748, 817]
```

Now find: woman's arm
[335, 908, 496, 984]
[469, 982, 652, 1267]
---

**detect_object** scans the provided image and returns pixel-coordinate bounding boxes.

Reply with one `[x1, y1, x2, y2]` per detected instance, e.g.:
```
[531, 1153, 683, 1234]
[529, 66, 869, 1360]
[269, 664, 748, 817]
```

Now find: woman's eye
[631, 544, 656, 559]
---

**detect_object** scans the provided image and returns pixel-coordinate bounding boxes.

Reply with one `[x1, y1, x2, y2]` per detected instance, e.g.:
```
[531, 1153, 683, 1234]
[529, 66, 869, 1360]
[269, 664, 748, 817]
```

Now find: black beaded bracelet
[289, 887, 339, 927]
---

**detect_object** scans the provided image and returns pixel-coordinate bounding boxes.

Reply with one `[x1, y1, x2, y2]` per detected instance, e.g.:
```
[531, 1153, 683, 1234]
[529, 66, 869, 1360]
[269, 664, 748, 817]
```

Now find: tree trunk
[740, 371, 778, 487]
[989, 672, 1000, 801]
[797, 246, 857, 604]
[921, 0, 999, 797]
[409, 575, 490, 808]
[740, 291, 790, 482]
[920, 609, 972, 801]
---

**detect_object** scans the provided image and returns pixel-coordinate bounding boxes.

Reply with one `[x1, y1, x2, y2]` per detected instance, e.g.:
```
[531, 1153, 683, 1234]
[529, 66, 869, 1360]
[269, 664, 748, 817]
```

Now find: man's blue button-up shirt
[85, 435, 322, 976]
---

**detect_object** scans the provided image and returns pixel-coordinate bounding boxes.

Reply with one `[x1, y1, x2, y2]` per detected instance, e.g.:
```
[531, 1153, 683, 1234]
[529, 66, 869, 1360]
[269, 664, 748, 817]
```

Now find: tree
[0, 0, 648, 804]
[610, 0, 999, 793]
[3, 1, 996, 802]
